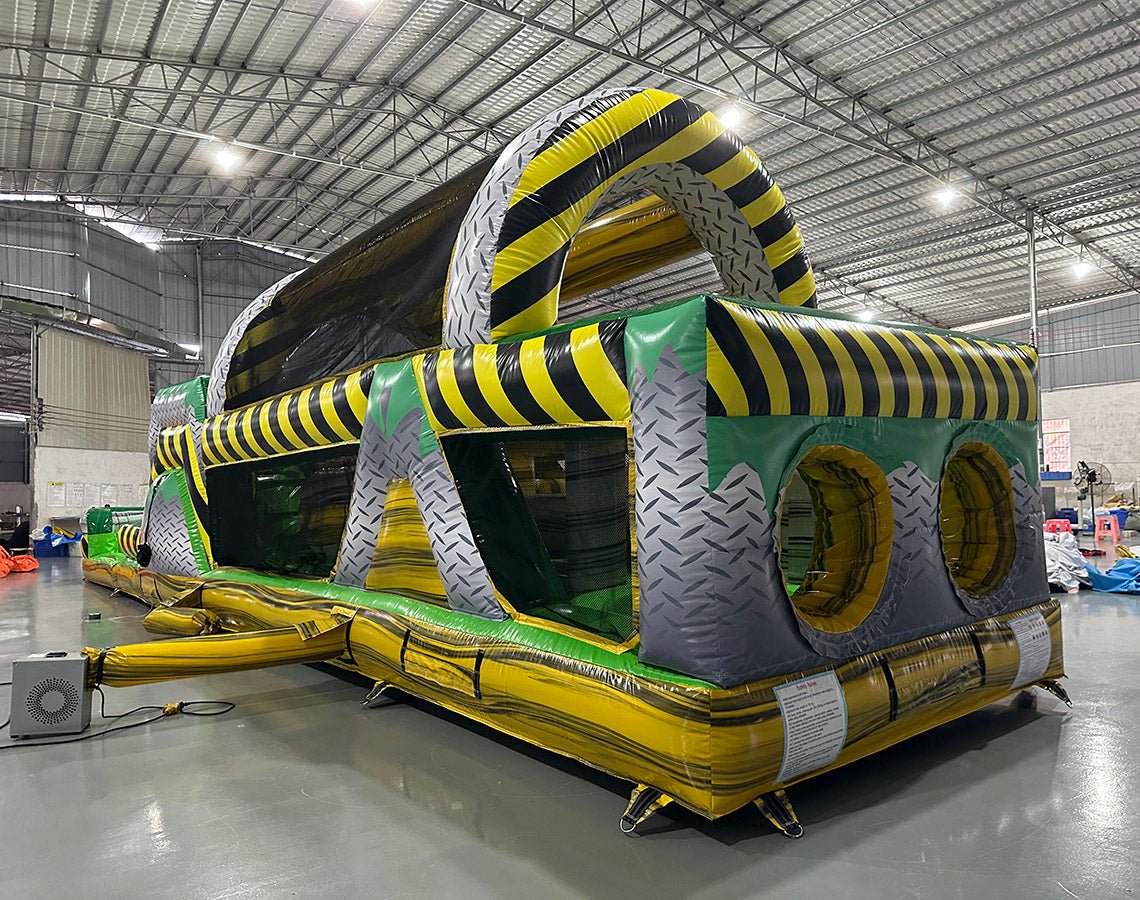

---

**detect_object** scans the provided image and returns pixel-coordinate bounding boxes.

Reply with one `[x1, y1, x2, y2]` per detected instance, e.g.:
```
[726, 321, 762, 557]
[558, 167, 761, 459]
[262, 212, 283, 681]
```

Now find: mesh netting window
[442, 427, 634, 643]
[207, 447, 356, 579]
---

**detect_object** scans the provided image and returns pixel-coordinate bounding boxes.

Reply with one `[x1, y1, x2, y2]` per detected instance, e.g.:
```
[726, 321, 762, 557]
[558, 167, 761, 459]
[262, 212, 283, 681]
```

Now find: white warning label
[774, 670, 848, 785]
[1009, 610, 1052, 689]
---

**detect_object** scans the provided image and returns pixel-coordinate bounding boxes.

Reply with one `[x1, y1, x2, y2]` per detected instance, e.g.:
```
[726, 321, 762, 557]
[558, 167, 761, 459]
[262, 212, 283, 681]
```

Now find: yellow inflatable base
[83, 559, 1064, 820]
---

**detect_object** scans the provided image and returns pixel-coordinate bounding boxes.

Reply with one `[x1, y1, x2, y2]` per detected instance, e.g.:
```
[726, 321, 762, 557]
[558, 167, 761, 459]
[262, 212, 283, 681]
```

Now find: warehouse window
[442, 427, 634, 643]
[207, 447, 356, 579]
[940, 441, 1016, 598]
[777, 445, 893, 634]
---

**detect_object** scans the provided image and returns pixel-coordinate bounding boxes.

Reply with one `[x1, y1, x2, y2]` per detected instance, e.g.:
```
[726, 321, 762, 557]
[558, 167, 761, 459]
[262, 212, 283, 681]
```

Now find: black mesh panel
[207, 447, 356, 579]
[442, 428, 634, 642]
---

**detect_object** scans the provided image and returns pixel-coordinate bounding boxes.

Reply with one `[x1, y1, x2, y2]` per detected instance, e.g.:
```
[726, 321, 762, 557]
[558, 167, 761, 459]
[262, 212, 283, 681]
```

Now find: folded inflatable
[83, 88, 1066, 834]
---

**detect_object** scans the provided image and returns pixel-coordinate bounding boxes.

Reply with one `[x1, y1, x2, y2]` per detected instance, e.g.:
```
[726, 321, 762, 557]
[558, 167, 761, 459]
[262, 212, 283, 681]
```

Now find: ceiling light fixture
[1072, 260, 1093, 278]
[855, 308, 876, 322]
[719, 104, 744, 128]
[215, 144, 240, 173]
[934, 187, 958, 208]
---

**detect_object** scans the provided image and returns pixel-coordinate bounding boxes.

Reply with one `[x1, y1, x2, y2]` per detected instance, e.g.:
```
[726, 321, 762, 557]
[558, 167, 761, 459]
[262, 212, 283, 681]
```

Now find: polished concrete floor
[0, 558, 1136, 899]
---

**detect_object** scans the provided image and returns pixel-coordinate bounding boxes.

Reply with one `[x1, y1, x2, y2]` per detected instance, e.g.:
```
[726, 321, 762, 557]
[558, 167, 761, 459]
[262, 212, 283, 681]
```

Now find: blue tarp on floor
[1086, 558, 1140, 593]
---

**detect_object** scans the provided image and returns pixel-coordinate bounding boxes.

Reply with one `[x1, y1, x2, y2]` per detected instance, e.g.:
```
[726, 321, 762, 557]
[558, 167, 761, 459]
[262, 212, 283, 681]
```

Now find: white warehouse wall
[1040, 382, 1140, 511]
[32, 446, 149, 522]
[31, 329, 152, 530]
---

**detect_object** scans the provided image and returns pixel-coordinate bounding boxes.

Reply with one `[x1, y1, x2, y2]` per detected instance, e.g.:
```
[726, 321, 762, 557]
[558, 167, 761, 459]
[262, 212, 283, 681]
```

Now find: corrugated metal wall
[0, 205, 162, 330]
[85, 218, 162, 329]
[0, 321, 32, 417]
[153, 241, 303, 389]
[158, 246, 199, 355]
[2, 206, 306, 392]
[37, 328, 152, 452]
[0, 206, 82, 309]
[972, 293, 1140, 391]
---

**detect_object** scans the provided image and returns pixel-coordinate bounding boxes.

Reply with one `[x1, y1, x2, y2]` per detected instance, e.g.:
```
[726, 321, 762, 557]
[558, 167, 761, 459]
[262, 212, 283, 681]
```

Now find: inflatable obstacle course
[82, 87, 1065, 833]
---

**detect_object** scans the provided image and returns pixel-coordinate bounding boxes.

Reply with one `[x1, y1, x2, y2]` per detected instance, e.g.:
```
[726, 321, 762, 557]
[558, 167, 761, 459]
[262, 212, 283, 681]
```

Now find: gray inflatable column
[631, 346, 823, 686]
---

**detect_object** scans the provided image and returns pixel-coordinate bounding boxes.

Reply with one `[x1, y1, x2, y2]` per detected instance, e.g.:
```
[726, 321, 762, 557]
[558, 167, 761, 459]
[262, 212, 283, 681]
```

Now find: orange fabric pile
[0, 546, 38, 577]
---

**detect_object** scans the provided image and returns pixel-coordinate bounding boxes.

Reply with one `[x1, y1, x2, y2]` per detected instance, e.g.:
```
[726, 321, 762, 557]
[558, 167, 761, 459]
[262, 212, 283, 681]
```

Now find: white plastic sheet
[1043, 531, 1088, 592]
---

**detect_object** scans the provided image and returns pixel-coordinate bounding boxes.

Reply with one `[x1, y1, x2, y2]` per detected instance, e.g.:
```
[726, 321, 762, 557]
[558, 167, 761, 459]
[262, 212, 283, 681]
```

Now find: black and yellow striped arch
[707, 299, 1038, 421]
[201, 367, 374, 466]
[485, 89, 816, 339]
[415, 320, 629, 430]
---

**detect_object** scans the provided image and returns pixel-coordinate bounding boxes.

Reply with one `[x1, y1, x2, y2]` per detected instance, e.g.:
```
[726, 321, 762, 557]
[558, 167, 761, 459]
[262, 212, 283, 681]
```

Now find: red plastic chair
[1095, 515, 1122, 543]
[1043, 518, 1072, 534]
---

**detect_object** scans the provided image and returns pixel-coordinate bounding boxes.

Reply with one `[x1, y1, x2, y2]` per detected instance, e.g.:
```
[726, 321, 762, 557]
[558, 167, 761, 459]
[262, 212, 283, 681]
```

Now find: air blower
[9, 652, 92, 738]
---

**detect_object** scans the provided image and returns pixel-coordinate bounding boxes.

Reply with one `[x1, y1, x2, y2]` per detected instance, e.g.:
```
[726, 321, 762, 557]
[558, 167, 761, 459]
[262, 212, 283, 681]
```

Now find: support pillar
[1027, 210, 1044, 468]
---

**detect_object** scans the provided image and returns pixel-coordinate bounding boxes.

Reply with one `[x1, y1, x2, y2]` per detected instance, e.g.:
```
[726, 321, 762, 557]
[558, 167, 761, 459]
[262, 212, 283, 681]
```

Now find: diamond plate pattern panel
[144, 477, 201, 578]
[335, 407, 423, 587]
[620, 164, 777, 303]
[631, 345, 821, 684]
[443, 88, 636, 348]
[409, 450, 505, 620]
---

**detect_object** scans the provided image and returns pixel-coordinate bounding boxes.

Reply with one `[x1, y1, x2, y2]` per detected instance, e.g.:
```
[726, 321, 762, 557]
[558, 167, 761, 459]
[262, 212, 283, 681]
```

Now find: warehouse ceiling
[1, 0, 1137, 329]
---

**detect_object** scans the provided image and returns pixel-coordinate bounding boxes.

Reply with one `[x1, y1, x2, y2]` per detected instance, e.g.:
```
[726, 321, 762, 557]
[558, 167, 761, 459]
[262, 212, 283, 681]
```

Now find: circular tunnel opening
[940, 441, 1016, 599]
[777, 445, 894, 634]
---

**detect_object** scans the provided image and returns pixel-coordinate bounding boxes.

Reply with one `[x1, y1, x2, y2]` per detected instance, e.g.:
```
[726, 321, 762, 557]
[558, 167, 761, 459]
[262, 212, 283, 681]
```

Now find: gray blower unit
[9, 652, 92, 738]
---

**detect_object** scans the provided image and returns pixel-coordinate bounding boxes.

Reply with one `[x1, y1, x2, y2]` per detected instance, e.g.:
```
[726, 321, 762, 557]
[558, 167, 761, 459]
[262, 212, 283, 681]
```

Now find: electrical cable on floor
[93, 686, 234, 720]
[0, 684, 235, 750]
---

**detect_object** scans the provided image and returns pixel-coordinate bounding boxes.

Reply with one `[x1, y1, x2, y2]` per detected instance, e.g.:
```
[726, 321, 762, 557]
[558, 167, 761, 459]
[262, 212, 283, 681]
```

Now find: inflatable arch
[442, 87, 816, 345]
[81, 89, 1065, 834]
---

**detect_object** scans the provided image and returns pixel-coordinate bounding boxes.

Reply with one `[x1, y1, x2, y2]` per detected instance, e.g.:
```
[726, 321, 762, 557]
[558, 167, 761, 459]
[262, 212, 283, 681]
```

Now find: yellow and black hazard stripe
[488, 88, 815, 338]
[707, 299, 1038, 421]
[414, 320, 629, 430]
[179, 424, 212, 562]
[152, 424, 191, 476]
[201, 366, 374, 466]
[117, 524, 141, 560]
[149, 425, 213, 563]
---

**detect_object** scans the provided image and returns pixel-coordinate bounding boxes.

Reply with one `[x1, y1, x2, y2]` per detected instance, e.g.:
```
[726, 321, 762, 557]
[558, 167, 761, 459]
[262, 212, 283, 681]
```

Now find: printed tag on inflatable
[1009, 611, 1051, 689]
[774, 670, 848, 785]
